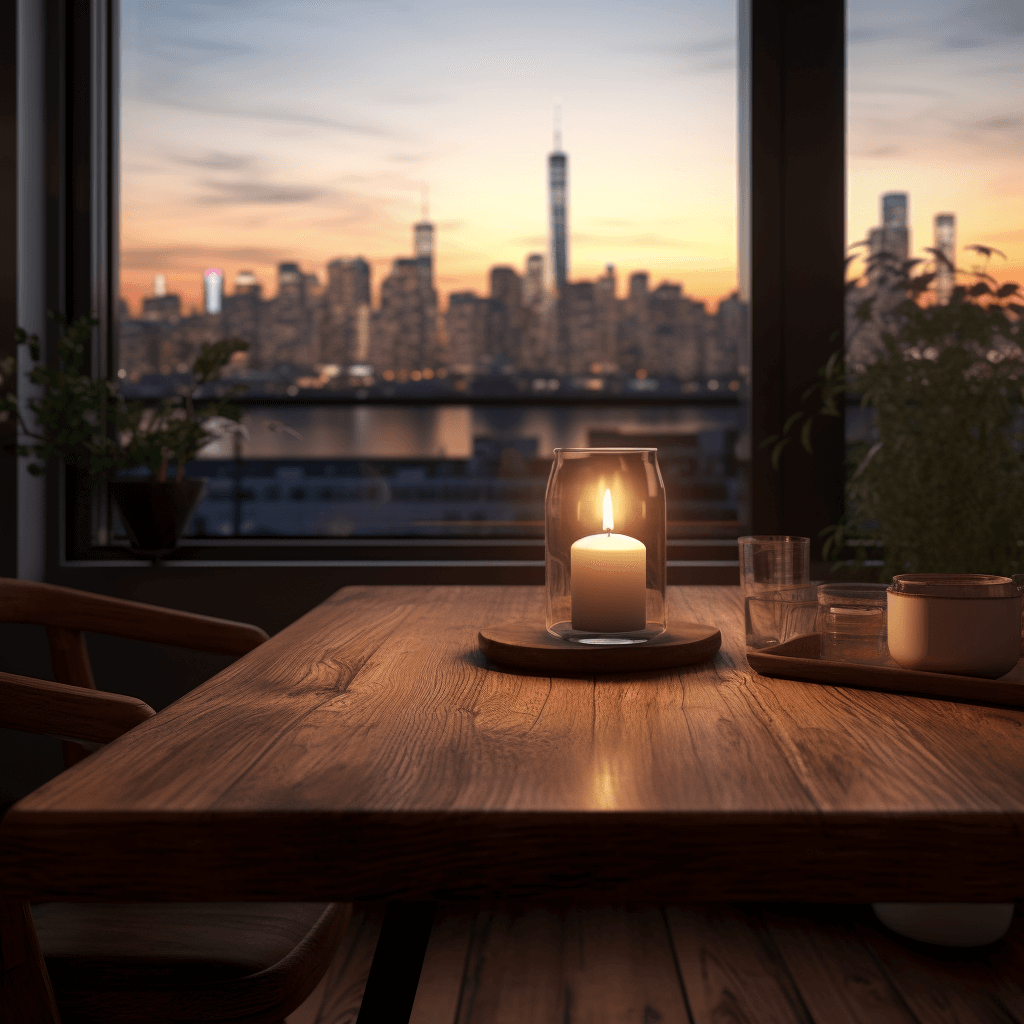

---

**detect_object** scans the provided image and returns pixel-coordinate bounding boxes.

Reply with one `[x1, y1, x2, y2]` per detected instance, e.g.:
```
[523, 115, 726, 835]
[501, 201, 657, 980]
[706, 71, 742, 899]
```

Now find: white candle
[570, 489, 647, 632]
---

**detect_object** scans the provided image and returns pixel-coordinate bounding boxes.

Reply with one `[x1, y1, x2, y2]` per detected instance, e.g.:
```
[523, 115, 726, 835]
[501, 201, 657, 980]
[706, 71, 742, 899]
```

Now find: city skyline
[120, 0, 1022, 313]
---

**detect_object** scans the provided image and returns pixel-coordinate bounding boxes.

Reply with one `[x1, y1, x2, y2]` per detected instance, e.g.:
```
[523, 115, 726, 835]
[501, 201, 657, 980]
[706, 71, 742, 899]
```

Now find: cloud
[194, 179, 331, 204]
[572, 231, 698, 250]
[136, 90, 407, 141]
[974, 115, 1024, 132]
[171, 151, 257, 171]
[970, 226, 1024, 245]
[121, 245, 292, 271]
[510, 234, 548, 247]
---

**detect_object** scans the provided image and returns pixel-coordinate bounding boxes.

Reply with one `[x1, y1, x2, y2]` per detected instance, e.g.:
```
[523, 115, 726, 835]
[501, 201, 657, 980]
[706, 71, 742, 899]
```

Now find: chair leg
[0, 898, 62, 1023]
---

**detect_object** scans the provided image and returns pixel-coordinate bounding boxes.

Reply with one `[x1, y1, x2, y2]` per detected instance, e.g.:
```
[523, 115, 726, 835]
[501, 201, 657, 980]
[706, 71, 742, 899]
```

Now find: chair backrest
[0, 578, 268, 765]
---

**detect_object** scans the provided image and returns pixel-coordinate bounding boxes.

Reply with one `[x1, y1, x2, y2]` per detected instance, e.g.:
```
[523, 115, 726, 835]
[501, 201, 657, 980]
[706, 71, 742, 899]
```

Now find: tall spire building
[549, 111, 568, 293]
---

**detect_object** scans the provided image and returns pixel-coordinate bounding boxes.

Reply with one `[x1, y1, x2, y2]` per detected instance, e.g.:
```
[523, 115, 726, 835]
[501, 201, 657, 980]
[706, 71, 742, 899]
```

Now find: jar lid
[889, 573, 1022, 599]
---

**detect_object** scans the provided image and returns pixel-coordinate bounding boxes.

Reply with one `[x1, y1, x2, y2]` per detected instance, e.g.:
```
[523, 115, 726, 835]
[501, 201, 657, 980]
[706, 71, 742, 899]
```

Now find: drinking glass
[745, 583, 821, 648]
[738, 535, 811, 648]
[817, 582, 891, 665]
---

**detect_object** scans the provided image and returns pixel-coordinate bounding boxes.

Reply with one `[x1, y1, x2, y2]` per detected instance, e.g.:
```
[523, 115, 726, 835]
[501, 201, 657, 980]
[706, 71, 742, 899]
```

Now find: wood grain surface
[747, 632, 1024, 709]
[300, 901, 1024, 1024]
[5, 586, 1024, 903]
[478, 621, 721, 675]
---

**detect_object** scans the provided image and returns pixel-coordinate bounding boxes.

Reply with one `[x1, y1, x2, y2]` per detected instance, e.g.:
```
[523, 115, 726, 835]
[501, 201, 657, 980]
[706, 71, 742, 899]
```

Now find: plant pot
[109, 479, 206, 553]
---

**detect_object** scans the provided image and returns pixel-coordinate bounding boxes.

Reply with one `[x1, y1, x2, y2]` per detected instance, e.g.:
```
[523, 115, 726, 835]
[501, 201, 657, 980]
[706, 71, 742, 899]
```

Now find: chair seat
[33, 901, 349, 1024]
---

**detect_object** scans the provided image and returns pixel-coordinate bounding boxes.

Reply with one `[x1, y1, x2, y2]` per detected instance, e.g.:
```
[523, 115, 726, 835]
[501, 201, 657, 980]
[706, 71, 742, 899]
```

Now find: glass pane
[118, 0, 742, 540]
[846, 0, 1023, 568]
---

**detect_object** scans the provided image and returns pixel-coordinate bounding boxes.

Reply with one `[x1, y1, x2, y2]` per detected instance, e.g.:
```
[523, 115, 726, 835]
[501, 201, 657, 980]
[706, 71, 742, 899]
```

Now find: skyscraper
[414, 220, 434, 263]
[522, 254, 545, 307]
[549, 117, 568, 293]
[414, 190, 435, 292]
[322, 257, 372, 368]
[203, 268, 223, 315]
[934, 213, 956, 303]
[868, 191, 909, 264]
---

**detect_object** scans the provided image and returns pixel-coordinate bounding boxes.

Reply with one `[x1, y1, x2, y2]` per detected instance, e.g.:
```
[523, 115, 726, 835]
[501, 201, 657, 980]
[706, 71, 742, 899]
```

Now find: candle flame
[602, 488, 614, 532]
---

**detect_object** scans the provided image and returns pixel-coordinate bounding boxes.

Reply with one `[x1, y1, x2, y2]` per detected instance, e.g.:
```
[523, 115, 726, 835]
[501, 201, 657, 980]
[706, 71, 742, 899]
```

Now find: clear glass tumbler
[817, 582, 891, 665]
[545, 448, 667, 644]
[745, 583, 821, 648]
[738, 535, 811, 648]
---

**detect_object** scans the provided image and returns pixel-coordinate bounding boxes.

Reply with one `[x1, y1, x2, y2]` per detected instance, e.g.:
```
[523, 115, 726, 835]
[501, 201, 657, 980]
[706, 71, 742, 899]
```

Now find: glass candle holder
[545, 448, 666, 644]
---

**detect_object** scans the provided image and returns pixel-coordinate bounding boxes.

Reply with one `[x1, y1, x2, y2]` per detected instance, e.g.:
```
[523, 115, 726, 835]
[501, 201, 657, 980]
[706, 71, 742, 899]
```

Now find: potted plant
[767, 246, 1024, 577]
[1, 313, 248, 553]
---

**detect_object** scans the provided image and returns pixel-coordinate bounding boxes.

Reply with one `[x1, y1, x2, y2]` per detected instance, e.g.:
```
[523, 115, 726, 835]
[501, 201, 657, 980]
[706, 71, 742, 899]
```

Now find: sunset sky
[120, 0, 1023, 314]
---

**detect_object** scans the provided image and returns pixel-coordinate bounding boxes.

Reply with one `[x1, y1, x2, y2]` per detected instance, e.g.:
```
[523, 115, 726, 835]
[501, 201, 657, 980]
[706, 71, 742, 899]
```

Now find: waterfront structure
[934, 213, 956, 303]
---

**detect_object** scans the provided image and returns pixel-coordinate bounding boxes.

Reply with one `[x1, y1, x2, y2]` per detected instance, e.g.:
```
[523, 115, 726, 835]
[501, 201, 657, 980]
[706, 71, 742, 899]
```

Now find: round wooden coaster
[478, 621, 721, 676]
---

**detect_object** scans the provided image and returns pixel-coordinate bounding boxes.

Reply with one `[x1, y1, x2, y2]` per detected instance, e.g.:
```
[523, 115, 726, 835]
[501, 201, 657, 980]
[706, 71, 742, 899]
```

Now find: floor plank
[290, 902, 1024, 1024]
[456, 904, 691, 1024]
[667, 904, 813, 1024]
[855, 914, 1024, 1024]
[763, 906, 918, 1024]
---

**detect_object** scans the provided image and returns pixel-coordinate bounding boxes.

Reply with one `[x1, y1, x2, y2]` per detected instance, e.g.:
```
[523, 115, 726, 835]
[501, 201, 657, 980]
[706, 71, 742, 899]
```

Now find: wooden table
[4, 585, 1024, 905]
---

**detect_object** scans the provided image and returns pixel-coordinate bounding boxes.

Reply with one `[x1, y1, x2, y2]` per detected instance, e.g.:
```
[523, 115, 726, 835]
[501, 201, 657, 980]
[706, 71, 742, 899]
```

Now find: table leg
[355, 902, 437, 1024]
[0, 898, 62, 1023]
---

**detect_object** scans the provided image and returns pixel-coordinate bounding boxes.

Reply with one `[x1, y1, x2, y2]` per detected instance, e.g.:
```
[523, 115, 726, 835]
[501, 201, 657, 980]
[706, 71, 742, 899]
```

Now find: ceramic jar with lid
[887, 573, 1024, 678]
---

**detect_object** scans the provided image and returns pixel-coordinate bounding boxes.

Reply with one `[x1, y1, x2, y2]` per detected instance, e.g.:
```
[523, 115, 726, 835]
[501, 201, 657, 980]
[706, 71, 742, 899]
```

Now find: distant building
[375, 257, 438, 373]
[593, 264, 618, 372]
[934, 213, 956, 303]
[322, 257, 372, 368]
[142, 293, 181, 322]
[203, 268, 224, 315]
[223, 270, 263, 364]
[522, 254, 545, 307]
[153, 273, 167, 297]
[234, 270, 260, 295]
[868, 191, 910, 269]
[711, 293, 748, 379]
[549, 128, 568, 293]
[445, 291, 487, 373]
[486, 266, 524, 371]
[563, 282, 598, 376]
[266, 262, 314, 367]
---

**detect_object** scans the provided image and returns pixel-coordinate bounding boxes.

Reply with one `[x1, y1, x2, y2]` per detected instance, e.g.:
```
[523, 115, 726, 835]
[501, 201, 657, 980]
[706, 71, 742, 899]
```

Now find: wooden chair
[0, 579, 349, 1024]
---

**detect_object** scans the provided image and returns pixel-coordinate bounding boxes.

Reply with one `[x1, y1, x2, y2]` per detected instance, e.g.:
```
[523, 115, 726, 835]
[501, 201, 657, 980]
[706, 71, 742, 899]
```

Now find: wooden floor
[287, 902, 1024, 1024]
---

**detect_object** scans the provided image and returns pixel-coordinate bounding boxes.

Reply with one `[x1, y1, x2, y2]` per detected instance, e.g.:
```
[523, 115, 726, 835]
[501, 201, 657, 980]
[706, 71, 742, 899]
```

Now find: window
[844, 0, 1024, 565]
[21, 0, 847, 572]
[116, 0, 746, 548]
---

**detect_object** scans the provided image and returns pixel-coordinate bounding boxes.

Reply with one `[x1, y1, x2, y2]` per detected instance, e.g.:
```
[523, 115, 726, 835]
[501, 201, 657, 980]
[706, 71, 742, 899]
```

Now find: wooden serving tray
[746, 633, 1024, 709]
[479, 621, 721, 676]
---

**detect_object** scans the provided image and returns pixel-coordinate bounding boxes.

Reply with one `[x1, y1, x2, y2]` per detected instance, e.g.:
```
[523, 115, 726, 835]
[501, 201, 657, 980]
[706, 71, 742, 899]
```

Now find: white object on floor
[872, 902, 1015, 947]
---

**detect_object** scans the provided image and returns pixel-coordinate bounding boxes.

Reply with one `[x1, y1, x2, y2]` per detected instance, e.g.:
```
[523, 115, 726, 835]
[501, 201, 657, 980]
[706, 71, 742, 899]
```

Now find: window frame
[24, 0, 845, 581]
